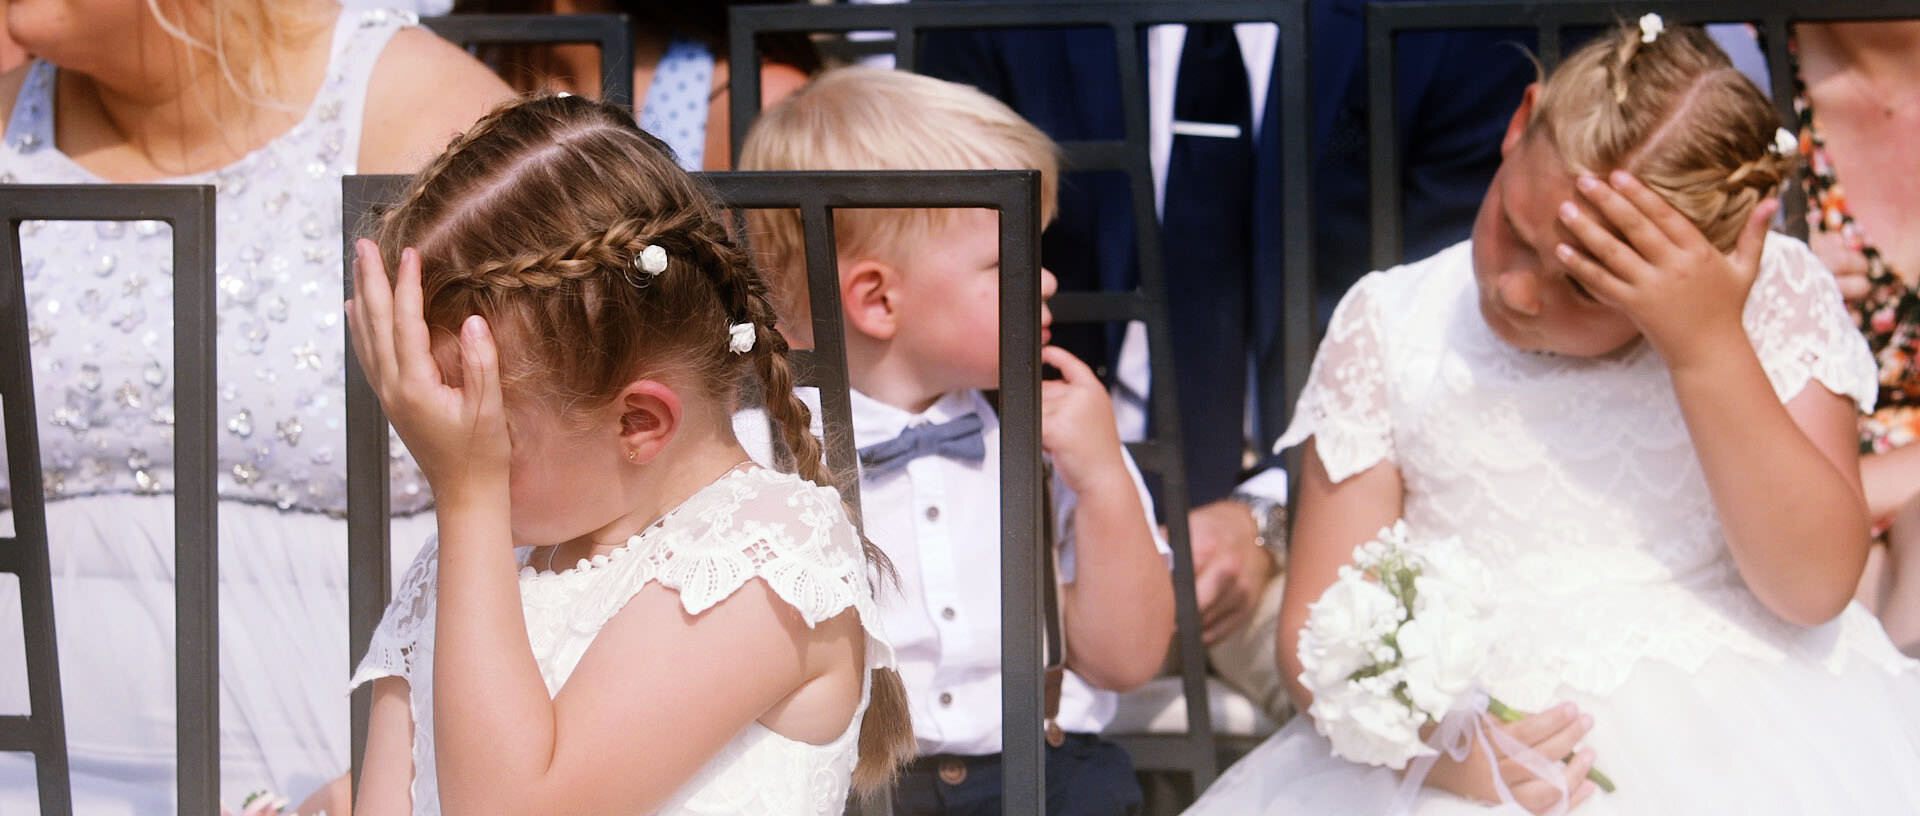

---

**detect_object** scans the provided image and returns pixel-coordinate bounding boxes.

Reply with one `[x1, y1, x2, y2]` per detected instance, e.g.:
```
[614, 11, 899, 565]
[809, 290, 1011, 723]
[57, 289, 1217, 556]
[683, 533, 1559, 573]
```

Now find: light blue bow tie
[857, 414, 986, 477]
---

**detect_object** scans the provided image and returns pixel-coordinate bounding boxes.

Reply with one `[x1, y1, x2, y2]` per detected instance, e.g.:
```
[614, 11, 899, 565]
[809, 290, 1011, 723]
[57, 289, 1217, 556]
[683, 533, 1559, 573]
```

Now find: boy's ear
[616, 380, 683, 465]
[841, 258, 901, 341]
[1501, 83, 1541, 158]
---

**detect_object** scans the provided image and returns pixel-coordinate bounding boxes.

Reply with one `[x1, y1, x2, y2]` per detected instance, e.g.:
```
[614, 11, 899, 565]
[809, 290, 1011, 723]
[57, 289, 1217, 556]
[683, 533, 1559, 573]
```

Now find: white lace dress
[1185, 236, 1920, 815]
[350, 466, 895, 816]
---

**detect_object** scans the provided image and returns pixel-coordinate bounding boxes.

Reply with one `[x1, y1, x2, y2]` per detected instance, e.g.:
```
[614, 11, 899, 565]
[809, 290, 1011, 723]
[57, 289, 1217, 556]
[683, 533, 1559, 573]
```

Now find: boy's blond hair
[739, 66, 1059, 330]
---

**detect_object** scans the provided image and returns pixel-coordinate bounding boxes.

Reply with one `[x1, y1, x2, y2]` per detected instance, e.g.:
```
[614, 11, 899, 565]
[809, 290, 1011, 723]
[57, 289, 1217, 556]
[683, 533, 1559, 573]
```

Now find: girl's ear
[1502, 83, 1542, 158]
[841, 258, 901, 342]
[617, 380, 683, 465]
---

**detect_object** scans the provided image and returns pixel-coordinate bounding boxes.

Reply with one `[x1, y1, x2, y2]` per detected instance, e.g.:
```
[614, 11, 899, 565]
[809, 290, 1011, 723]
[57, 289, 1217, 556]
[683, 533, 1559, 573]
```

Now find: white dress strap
[324, 7, 416, 172]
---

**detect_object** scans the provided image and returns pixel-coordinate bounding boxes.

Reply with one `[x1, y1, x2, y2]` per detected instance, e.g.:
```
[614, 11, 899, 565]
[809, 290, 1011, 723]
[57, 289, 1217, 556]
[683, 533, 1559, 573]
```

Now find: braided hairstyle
[372, 93, 912, 794]
[1528, 21, 1797, 252]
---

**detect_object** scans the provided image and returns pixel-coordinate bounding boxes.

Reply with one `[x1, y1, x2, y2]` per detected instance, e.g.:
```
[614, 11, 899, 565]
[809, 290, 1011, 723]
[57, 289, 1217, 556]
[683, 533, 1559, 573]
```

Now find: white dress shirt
[736, 387, 1170, 756]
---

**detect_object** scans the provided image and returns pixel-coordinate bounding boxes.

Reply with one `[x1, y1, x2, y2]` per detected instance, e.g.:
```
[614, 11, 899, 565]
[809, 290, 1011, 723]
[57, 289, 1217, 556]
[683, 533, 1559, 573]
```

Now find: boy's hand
[1555, 171, 1775, 370]
[1039, 345, 1129, 495]
[346, 239, 510, 506]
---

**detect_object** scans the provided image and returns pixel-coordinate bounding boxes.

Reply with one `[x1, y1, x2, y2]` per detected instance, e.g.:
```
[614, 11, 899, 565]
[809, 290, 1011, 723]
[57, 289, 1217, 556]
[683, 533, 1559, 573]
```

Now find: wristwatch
[1229, 491, 1289, 571]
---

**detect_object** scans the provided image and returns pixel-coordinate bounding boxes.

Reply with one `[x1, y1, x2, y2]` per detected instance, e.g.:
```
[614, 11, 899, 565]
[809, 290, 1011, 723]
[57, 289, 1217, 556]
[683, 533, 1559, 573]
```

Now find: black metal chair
[0, 184, 217, 816]
[422, 13, 636, 110]
[340, 169, 1044, 812]
[728, 3, 1315, 809]
[1364, 0, 1920, 269]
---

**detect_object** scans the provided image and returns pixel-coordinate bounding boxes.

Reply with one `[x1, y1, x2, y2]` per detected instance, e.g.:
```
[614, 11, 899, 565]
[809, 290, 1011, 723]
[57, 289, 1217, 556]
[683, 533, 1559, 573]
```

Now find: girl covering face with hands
[1183, 20, 1920, 816]
[345, 94, 911, 816]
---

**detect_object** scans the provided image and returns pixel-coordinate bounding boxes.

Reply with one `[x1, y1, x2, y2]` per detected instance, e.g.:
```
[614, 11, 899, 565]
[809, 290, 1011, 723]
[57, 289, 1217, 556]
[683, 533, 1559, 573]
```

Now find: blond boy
[739, 67, 1174, 815]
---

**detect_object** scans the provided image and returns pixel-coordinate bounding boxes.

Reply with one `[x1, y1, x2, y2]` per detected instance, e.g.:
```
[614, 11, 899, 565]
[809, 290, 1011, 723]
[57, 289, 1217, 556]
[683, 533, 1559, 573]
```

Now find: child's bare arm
[1041, 346, 1175, 691]
[1277, 440, 1405, 712]
[1559, 172, 1870, 626]
[349, 677, 417, 816]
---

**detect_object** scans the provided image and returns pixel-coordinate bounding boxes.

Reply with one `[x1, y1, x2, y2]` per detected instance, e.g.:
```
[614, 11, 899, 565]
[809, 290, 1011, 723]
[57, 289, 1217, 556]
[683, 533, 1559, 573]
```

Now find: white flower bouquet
[1298, 522, 1614, 794]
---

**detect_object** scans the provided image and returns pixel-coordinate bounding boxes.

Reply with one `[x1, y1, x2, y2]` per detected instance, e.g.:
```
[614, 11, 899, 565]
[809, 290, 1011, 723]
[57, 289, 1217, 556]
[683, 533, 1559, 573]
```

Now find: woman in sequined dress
[0, 1, 510, 813]
[1793, 22, 1920, 655]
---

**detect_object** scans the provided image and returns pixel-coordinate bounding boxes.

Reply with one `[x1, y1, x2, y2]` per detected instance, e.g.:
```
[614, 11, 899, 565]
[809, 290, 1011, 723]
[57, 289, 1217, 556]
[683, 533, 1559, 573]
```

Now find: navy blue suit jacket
[918, 0, 1534, 499]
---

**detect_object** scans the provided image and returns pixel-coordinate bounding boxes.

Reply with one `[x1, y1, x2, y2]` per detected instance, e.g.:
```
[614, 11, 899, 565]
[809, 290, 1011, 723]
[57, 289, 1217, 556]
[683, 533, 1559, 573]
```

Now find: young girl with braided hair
[1184, 19, 1920, 816]
[344, 93, 912, 815]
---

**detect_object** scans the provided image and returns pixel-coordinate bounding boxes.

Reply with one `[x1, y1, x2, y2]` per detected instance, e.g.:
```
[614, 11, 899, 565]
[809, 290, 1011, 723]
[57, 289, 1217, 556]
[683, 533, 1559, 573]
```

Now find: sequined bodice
[1279, 237, 1909, 710]
[0, 9, 430, 515]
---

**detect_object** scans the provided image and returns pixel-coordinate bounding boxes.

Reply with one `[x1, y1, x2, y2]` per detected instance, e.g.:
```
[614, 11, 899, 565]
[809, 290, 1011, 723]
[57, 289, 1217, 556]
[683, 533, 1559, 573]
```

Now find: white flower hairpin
[727, 322, 756, 354]
[1772, 127, 1799, 158]
[1638, 12, 1664, 44]
[636, 244, 669, 276]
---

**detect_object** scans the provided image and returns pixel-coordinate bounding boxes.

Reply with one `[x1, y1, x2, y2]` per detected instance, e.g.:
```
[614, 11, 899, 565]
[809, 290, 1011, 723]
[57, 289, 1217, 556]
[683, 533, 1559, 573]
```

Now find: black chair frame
[341, 170, 1043, 811]
[0, 184, 217, 816]
[728, 4, 1316, 806]
[422, 13, 637, 111]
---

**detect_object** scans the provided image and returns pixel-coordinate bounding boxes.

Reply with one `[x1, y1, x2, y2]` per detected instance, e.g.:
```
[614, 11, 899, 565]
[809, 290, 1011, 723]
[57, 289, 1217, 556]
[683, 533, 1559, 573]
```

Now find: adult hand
[346, 239, 510, 505]
[1422, 703, 1602, 813]
[1808, 226, 1872, 303]
[1555, 171, 1775, 370]
[1187, 499, 1277, 644]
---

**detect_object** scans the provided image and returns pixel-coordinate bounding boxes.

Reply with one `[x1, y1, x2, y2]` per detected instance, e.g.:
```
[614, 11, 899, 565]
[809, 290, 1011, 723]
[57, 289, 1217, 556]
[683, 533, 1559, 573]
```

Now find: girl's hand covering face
[1553, 170, 1777, 368]
[346, 238, 511, 502]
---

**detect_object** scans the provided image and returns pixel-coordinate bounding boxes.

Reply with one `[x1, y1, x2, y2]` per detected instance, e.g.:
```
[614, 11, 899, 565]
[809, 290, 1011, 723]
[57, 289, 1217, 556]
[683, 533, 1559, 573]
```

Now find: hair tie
[1638, 13, 1664, 44]
[727, 322, 756, 354]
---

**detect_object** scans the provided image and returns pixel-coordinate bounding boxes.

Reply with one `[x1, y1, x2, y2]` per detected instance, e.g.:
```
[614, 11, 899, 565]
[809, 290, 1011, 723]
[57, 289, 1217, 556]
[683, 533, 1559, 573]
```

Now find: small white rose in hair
[728, 322, 756, 354]
[636, 244, 669, 276]
[1773, 127, 1799, 158]
[1638, 12, 1664, 44]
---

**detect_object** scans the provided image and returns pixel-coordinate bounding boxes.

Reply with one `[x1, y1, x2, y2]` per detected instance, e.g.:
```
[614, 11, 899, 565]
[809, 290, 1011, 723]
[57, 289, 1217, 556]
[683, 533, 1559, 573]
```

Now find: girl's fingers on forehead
[1605, 170, 1698, 246]
[1557, 199, 1644, 281]
[1575, 174, 1671, 259]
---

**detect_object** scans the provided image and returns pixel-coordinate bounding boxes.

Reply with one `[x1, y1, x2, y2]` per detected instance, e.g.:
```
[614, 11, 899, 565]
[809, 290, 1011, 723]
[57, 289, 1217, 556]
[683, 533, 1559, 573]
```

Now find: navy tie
[857, 414, 987, 477]
[1161, 23, 1256, 506]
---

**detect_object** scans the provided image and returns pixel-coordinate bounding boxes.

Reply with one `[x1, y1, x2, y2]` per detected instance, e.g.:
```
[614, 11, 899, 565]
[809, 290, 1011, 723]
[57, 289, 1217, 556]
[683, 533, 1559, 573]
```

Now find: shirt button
[925, 505, 941, 521]
[939, 692, 954, 707]
[941, 606, 956, 621]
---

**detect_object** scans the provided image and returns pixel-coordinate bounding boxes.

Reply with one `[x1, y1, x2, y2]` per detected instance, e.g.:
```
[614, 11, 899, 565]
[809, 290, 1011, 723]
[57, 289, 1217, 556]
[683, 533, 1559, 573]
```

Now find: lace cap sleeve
[570, 468, 896, 671]
[1274, 272, 1396, 482]
[1744, 233, 1878, 412]
[349, 535, 440, 690]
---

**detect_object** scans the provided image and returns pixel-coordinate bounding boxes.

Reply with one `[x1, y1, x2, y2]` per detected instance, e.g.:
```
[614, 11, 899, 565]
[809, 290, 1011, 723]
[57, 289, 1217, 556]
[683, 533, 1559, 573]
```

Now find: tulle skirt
[0, 494, 435, 815]
[1184, 605, 1920, 815]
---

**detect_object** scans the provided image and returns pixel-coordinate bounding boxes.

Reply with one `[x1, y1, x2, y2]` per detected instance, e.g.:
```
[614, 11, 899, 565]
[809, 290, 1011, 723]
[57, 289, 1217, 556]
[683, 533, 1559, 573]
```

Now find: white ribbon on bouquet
[1390, 691, 1572, 816]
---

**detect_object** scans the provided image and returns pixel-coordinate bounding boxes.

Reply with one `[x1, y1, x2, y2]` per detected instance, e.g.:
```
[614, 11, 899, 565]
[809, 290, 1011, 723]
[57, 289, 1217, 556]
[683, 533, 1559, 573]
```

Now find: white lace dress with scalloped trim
[350, 466, 893, 816]
[1184, 235, 1920, 815]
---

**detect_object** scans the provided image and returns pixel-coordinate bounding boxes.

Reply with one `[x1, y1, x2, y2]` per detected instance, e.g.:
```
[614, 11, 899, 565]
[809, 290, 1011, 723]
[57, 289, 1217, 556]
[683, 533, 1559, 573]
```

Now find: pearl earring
[627, 450, 637, 462]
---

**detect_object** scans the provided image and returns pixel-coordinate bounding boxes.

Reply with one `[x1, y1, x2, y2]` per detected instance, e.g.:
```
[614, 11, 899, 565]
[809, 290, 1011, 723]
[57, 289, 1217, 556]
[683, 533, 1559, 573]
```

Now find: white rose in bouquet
[1297, 522, 1616, 794]
[1396, 611, 1488, 719]
[1298, 566, 1402, 690]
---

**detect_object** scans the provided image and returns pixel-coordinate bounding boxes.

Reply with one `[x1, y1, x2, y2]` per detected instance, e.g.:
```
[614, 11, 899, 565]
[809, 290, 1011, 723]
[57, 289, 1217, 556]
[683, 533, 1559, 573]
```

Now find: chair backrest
[0, 184, 217, 816]
[728, 2, 1315, 805]
[1363, 0, 1920, 269]
[422, 13, 637, 110]
[340, 169, 1044, 808]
